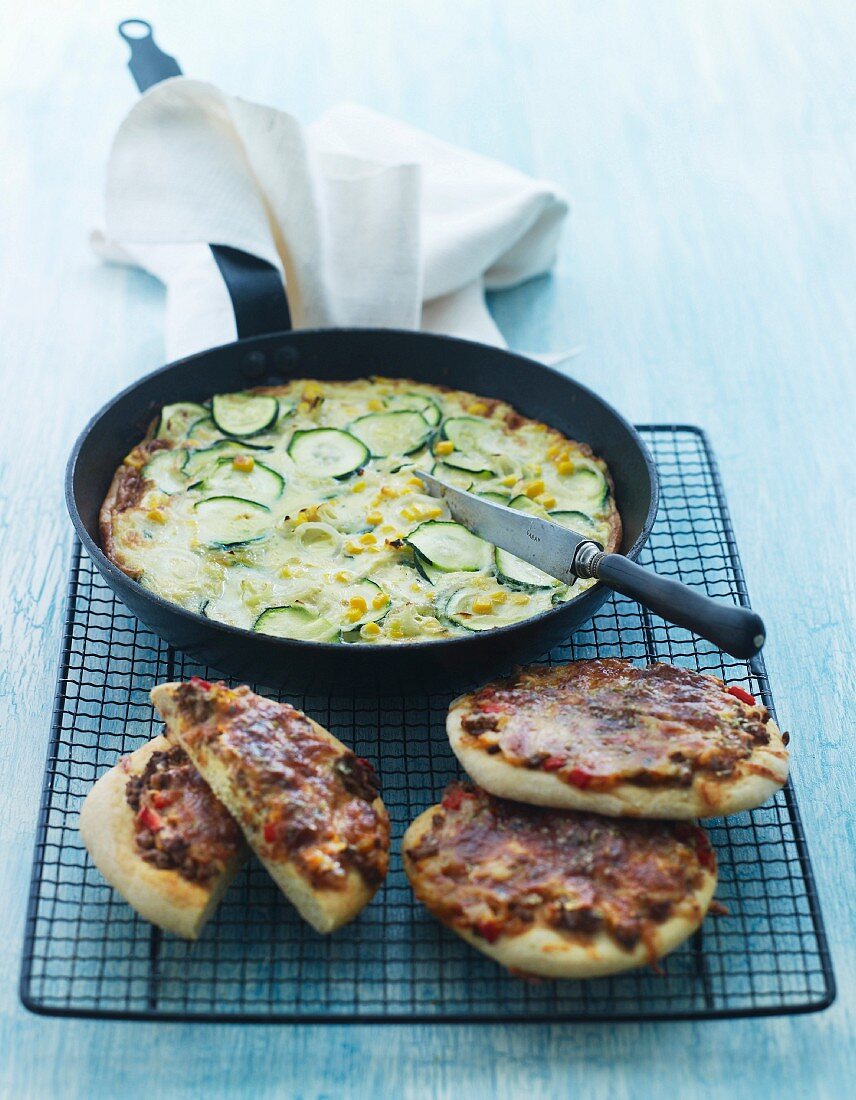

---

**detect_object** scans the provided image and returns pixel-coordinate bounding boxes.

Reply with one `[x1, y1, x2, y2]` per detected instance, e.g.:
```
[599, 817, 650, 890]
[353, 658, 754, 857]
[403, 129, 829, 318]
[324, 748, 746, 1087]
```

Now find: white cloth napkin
[93, 79, 569, 361]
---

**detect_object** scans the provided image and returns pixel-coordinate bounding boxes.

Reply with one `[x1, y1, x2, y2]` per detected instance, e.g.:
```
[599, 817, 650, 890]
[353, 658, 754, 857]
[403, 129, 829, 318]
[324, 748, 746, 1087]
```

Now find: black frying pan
[65, 22, 762, 694]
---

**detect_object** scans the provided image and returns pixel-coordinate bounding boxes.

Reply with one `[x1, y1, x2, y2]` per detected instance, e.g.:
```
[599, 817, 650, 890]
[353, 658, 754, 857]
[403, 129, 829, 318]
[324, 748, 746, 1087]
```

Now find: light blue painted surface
[0, 1, 853, 1097]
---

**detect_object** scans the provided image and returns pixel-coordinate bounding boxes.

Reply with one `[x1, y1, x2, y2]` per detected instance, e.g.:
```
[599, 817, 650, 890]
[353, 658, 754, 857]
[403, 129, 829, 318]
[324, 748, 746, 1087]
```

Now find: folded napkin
[93, 79, 569, 361]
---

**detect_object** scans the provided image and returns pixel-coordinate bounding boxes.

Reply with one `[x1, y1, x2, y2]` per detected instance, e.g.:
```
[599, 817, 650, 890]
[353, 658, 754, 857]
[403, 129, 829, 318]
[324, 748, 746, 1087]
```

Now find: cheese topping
[102, 378, 621, 643]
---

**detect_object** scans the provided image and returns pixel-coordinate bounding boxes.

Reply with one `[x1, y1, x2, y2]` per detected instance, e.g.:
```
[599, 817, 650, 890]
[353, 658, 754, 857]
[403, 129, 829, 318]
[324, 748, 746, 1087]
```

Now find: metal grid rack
[20, 427, 834, 1022]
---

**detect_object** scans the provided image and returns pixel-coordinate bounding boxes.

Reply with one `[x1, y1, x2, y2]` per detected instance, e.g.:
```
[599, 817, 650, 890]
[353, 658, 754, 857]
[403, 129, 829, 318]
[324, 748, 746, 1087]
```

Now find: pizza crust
[447, 705, 789, 820]
[151, 683, 389, 934]
[79, 735, 245, 940]
[403, 806, 717, 979]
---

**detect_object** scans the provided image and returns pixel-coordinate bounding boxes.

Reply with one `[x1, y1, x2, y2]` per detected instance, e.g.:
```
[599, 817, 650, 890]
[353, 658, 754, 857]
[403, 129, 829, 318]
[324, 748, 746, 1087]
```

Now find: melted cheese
[109, 378, 619, 643]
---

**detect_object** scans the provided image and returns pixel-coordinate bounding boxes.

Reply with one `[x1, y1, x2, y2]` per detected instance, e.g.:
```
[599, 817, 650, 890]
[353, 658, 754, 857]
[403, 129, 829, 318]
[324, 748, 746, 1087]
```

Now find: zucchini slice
[509, 493, 549, 518]
[182, 439, 273, 479]
[414, 549, 446, 585]
[143, 450, 186, 494]
[191, 457, 284, 503]
[438, 452, 496, 478]
[405, 521, 492, 573]
[441, 416, 502, 454]
[253, 606, 338, 642]
[333, 578, 389, 627]
[550, 509, 598, 536]
[212, 392, 279, 438]
[430, 461, 472, 491]
[561, 465, 609, 511]
[475, 490, 511, 505]
[287, 428, 369, 479]
[193, 496, 271, 549]
[445, 587, 538, 632]
[155, 402, 209, 443]
[494, 547, 560, 589]
[184, 415, 222, 446]
[385, 392, 442, 426]
[350, 410, 432, 457]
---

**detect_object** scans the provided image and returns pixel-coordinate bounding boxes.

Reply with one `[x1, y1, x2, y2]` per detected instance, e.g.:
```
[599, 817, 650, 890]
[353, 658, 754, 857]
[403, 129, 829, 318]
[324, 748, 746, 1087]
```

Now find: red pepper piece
[474, 919, 503, 944]
[137, 805, 163, 831]
[479, 701, 506, 714]
[150, 790, 175, 810]
[567, 768, 595, 789]
[542, 756, 565, 772]
[442, 787, 465, 811]
[726, 685, 756, 706]
[263, 822, 277, 844]
[189, 676, 212, 691]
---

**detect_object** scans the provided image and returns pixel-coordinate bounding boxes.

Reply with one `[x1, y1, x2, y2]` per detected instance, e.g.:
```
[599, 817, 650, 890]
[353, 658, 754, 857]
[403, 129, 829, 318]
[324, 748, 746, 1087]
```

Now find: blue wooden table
[1, 2, 853, 1096]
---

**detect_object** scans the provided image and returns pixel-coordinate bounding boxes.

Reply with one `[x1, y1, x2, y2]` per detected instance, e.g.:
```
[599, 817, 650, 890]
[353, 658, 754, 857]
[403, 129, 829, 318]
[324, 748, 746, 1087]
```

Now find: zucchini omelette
[100, 379, 621, 644]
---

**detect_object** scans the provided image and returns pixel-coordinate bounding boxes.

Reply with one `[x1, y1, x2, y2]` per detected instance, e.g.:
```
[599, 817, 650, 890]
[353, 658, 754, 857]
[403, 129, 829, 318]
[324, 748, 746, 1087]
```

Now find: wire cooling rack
[20, 427, 834, 1023]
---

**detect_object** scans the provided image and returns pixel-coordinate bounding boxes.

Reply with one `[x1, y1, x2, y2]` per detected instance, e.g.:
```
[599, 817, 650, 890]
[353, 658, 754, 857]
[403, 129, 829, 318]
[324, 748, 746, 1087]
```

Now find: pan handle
[117, 20, 292, 338]
[576, 548, 766, 659]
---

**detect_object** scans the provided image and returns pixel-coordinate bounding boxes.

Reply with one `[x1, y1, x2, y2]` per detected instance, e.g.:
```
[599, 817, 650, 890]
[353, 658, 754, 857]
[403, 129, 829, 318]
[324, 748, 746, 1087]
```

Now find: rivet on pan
[241, 351, 267, 380]
[273, 345, 299, 377]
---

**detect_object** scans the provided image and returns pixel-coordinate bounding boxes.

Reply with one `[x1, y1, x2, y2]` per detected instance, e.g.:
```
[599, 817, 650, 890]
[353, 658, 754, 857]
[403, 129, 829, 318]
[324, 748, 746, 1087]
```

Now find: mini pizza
[79, 735, 247, 940]
[150, 679, 390, 933]
[403, 783, 717, 979]
[447, 659, 789, 819]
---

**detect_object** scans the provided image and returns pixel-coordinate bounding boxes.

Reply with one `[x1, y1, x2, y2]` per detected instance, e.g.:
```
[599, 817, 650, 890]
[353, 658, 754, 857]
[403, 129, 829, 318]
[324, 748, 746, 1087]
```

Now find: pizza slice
[447, 659, 789, 819]
[79, 734, 247, 940]
[150, 679, 390, 933]
[404, 783, 718, 979]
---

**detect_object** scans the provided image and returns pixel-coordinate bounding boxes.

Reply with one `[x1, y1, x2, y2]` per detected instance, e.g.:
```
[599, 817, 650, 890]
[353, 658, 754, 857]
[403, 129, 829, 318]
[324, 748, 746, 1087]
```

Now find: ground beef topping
[405, 783, 714, 955]
[125, 743, 243, 883]
[460, 660, 773, 789]
[174, 680, 389, 890]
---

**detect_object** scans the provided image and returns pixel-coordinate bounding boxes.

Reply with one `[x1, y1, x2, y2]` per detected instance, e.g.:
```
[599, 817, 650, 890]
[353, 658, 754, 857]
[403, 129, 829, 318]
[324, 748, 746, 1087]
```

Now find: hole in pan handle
[576, 546, 766, 659]
[115, 20, 292, 339]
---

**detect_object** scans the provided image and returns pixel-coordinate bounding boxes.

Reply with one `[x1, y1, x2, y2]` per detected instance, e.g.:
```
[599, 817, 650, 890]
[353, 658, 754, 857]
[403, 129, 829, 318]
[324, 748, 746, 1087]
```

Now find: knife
[414, 470, 766, 659]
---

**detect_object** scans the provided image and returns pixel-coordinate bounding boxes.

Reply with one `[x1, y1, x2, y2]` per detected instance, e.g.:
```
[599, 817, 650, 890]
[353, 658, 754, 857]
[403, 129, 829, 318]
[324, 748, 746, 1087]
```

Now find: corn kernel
[501, 475, 517, 488]
[491, 590, 508, 604]
[538, 494, 557, 509]
[558, 460, 576, 476]
[303, 381, 323, 400]
[345, 541, 364, 555]
[410, 582, 422, 592]
[379, 485, 398, 499]
[407, 476, 424, 488]
[279, 566, 291, 578]
[367, 397, 383, 411]
[511, 593, 531, 605]
[525, 479, 545, 498]
[435, 440, 454, 456]
[345, 608, 363, 623]
[372, 592, 389, 610]
[335, 570, 352, 583]
[467, 401, 488, 416]
[380, 523, 397, 534]
[146, 508, 166, 524]
[360, 532, 377, 545]
[546, 444, 562, 460]
[558, 449, 570, 463]
[297, 401, 311, 415]
[390, 623, 405, 638]
[366, 511, 383, 525]
[472, 597, 493, 614]
[361, 621, 382, 638]
[232, 454, 254, 472]
[351, 480, 367, 493]
[423, 506, 443, 519]
[349, 595, 368, 612]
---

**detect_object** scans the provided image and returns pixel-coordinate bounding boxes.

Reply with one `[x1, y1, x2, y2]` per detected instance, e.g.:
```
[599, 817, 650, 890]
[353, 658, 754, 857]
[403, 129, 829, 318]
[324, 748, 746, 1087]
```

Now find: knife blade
[414, 470, 593, 586]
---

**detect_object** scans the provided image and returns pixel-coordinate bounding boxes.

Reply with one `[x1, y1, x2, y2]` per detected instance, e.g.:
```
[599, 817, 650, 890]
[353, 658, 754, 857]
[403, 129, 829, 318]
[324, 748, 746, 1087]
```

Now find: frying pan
[65, 22, 759, 694]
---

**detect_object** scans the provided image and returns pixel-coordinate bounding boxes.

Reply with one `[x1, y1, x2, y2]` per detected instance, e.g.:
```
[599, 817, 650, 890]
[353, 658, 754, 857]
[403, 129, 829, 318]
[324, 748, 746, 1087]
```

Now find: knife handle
[586, 552, 766, 659]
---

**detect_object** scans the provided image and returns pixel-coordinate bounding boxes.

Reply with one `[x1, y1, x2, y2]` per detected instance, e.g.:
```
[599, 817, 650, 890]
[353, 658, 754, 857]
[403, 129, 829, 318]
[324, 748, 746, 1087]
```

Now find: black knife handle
[588, 552, 766, 659]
